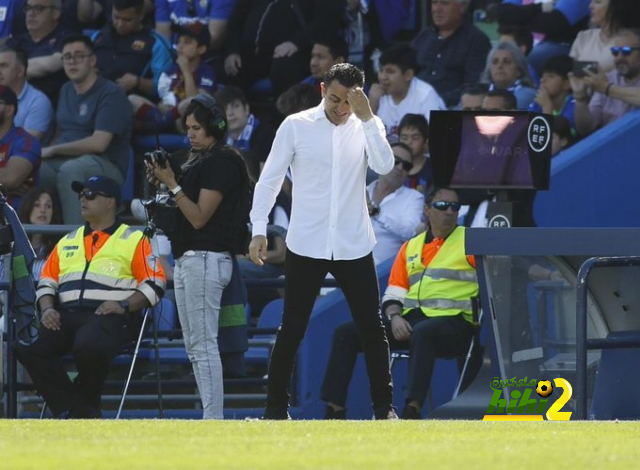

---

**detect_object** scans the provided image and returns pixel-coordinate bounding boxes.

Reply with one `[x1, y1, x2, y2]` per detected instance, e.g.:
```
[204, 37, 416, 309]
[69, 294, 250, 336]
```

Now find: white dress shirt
[251, 101, 394, 260]
[368, 182, 424, 265]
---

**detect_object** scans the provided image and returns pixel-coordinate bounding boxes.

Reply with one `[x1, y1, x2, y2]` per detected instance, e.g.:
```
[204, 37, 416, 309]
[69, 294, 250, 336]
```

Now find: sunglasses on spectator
[393, 157, 413, 171]
[78, 190, 109, 200]
[429, 201, 462, 212]
[610, 46, 640, 57]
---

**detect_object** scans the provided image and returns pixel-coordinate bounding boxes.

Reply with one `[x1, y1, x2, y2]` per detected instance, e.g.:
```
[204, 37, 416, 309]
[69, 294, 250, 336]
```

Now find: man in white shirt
[369, 44, 445, 142]
[368, 142, 424, 265]
[249, 63, 398, 420]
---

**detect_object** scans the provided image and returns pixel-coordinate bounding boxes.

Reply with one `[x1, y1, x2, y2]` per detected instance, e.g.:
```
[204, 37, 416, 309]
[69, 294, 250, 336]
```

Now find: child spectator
[129, 23, 217, 134]
[528, 55, 576, 135]
[369, 43, 444, 142]
[397, 113, 432, 195]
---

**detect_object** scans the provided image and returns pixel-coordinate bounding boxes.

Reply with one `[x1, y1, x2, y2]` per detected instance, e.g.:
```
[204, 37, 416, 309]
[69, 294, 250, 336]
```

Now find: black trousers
[266, 249, 393, 414]
[321, 310, 474, 408]
[15, 311, 131, 417]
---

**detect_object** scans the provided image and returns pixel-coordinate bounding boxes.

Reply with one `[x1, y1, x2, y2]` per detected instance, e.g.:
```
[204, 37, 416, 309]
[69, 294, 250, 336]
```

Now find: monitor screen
[430, 111, 551, 190]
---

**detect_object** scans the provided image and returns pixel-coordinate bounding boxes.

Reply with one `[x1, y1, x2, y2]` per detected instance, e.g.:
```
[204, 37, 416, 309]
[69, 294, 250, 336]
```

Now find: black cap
[71, 175, 121, 206]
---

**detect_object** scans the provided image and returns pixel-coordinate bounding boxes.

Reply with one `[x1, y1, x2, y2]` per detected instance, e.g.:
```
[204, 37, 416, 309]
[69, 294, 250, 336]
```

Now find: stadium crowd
[1, 0, 639, 419]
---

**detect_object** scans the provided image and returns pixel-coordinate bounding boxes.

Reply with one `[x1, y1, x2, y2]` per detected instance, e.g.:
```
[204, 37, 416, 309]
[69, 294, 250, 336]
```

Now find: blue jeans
[174, 250, 232, 419]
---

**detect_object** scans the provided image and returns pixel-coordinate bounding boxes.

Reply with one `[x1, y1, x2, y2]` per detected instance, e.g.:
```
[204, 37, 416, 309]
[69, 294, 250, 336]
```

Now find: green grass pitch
[1, 421, 638, 469]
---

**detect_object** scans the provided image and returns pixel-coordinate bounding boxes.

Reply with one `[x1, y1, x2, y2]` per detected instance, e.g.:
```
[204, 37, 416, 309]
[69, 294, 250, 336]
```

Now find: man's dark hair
[553, 115, 574, 146]
[276, 83, 322, 116]
[112, 0, 144, 12]
[379, 43, 418, 73]
[215, 86, 248, 108]
[483, 89, 517, 110]
[315, 36, 349, 62]
[398, 113, 429, 140]
[460, 83, 489, 97]
[541, 55, 573, 78]
[608, 0, 640, 34]
[324, 63, 364, 89]
[0, 44, 28, 71]
[497, 25, 534, 56]
[390, 141, 413, 155]
[425, 186, 456, 205]
[61, 33, 95, 54]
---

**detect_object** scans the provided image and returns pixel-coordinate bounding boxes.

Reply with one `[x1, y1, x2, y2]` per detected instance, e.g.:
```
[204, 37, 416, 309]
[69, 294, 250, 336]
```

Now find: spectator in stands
[321, 186, 478, 419]
[0, 85, 41, 209]
[497, 0, 590, 76]
[254, 0, 345, 96]
[411, 0, 491, 107]
[249, 63, 397, 420]
[155, 0, 235, 50]
[481, 88, 517, 111]
[369, 44, 444, 141]
[0, 44, 53, 141]
[15, 175, 166, 419]
[40, 34, 132, 225]
[303, 37, 349, 88]
[368, 142, 424, 265]
[551, 115, 575, 156]
[571, 28, 640, 136]
[146, 93, 251, 420]
[529, 55, 576, 134]
[17, 187, 62, 281]
[497, 24, 539, 86]
[130, 23, 216, 134]
[9, 0, 70, 105]
[571, 0, 640, 73]
[214, 86, 276, 179]
[398, 113, 433, 195]
[275, 82, 322, 119]
[480, 42, 537, 109]
[92, 0, 173, 100]
[459, 83, 489, 110]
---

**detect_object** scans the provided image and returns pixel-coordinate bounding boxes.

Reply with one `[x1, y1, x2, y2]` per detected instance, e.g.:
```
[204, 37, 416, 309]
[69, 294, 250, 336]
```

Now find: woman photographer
[146, 93, 251, 419]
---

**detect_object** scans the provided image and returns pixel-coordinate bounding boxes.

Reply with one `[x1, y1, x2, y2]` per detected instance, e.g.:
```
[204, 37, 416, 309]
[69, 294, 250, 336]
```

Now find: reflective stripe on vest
[57, 224, 143, 309]
[403, 226, 478, 321]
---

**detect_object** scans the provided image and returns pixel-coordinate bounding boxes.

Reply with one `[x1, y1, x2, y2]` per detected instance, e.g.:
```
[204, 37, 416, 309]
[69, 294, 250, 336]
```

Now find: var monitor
[429, 111, 552, 190]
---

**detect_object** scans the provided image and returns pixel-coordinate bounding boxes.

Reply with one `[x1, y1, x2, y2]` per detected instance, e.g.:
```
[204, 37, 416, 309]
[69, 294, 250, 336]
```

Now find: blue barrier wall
[535, 110, 640, 227]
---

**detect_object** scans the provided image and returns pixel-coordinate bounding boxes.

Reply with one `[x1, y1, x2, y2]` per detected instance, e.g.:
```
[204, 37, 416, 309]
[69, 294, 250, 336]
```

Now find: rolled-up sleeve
[363, 117, 394, 175]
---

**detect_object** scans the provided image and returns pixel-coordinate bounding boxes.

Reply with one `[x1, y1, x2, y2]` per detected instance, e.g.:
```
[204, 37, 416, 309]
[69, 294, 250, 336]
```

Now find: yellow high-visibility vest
[56, 224, 143, 307]
[403, 226, 478, 322]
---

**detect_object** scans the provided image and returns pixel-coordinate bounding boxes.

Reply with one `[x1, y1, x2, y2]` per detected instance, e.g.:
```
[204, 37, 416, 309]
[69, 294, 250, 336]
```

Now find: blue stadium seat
[133, 134, 189, 154]
[589, 330, 640, 420]
[249, 78, 273, 96]
[245, 298, 283, 365]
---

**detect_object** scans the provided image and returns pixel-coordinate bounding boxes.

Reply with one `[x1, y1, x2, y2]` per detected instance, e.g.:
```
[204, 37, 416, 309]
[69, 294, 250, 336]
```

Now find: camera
[143, 148, 171, 169]
[572, 61, 598, 78]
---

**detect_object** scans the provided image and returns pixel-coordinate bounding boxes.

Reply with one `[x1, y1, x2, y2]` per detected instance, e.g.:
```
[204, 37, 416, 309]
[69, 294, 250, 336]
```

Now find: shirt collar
[84, 221, 120, 236]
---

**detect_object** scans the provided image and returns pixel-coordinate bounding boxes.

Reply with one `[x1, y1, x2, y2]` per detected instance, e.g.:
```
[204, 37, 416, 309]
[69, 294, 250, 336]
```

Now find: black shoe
[401, 404, 421, 420]
[374, 408, 399, 420]
[263, 406, 291, 420]
[324, 406, 346, 420]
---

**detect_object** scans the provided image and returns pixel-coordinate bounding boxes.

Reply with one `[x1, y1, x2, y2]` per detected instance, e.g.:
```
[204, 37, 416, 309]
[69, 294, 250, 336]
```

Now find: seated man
[571, 29, 640, 137]
[9, 0, 71, 105]
[370, 43, 444, 142]
[367, 142, 424, 265]
[16, 175, 166, 419]
[321, 187, 478, 419]
[0, 43, 53, 141]
[214, 85, 276, 179]
[92, 0, 173, 100]
[40, 34, 132, 225]
[458, 83, 489, 111]
[398, 113, 433, 195]
[302, 36, 349, 89]
[0, 85, 41, 209]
